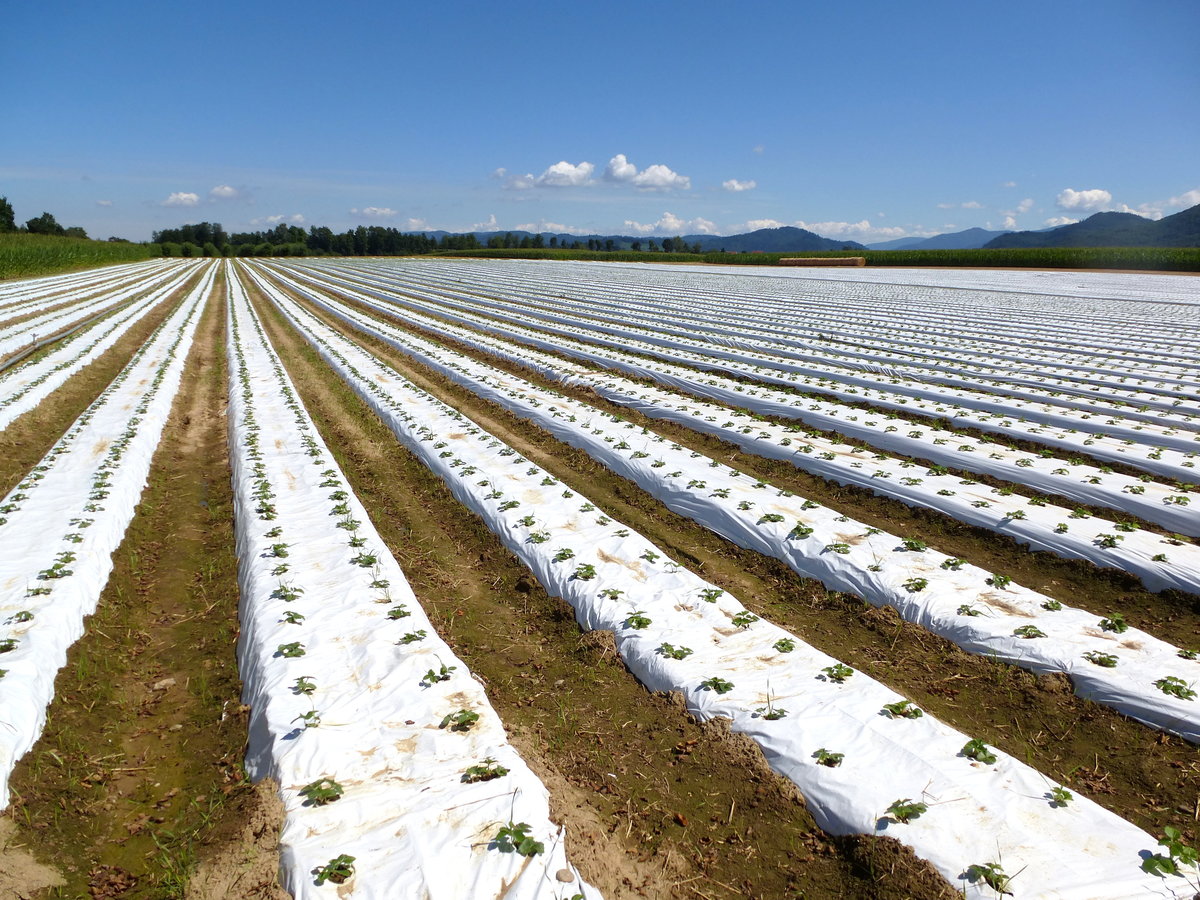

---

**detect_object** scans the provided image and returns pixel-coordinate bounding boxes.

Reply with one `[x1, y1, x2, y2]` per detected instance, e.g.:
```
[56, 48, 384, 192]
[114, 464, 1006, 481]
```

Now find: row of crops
[1, 256, 1197, 897]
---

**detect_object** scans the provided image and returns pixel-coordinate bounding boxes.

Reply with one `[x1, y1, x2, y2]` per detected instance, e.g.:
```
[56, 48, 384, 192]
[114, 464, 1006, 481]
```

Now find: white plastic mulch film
[247, 262, 1198, 900]
[0, 261, 215, 807]
[243, 264, 1200, 745]
[225, 267, 597, 899]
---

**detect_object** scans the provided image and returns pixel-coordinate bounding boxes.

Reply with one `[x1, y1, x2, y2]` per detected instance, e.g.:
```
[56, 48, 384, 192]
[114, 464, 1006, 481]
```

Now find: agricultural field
[0, 257, 1197, 899]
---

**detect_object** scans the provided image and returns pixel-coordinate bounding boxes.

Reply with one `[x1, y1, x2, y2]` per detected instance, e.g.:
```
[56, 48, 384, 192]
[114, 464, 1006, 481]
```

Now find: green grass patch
[0, 233, 158, 280]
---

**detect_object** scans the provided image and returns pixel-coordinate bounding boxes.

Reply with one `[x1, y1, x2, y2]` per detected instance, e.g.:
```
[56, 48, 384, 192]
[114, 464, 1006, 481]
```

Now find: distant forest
[151, 221, 704, 257]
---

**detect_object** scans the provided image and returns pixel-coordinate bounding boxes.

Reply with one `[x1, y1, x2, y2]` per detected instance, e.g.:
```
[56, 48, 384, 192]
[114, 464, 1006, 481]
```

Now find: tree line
[0, 196, 94, 240]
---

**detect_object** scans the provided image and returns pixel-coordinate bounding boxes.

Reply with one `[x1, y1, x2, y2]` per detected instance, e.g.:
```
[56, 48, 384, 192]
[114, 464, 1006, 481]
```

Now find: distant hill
[986, 204, 1200, 248]
[688, 226, 864, 252]
[418, 225, 866, 252]
[868, 227, 1012, 251]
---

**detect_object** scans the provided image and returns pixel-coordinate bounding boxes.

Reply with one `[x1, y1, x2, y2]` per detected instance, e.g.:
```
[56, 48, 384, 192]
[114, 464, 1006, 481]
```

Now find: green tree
[26, 212, 65, 236]
[0, 196, 15, 232]
[64, 226, 89, 239]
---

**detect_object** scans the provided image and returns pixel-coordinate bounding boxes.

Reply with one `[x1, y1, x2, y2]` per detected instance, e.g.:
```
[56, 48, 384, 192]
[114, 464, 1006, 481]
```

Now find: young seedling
[398, 630, 427, 645]
[440, 709, 480, 732]
[813, 748, 843, 767]
[387, 605, 411, 620]
[699, 676, 734, 694]
[292, 709, 321, 729]
[1179, 649, 1198, 660]
[788, 522, 814, 539]
[281, 610, 305, 625]
[731, 611, 759, 629]
[698, 588, 724, 603]
[940, 557, 966, 570]
[824, 542, 851, 554]
[299, 777, 344, 806]
[421, 664, 457, 686]
[1047, 786, 1073, 807]
[276, 642, 305, 658]
[902, 577, 928, 592]
[900, 538, 927, 552]
[292, 676, 316, 695]
[961, 738, 997, 764]
[492, 822, 544, 857]
[821, 664, 853, 683]
[598, 588, 624, 600]
[553, 548, 575, 562]
[657, 643, 693, 660]
[885, 799, 927, 823]
[1083, 650, 1119, 668]
[572, 563, 597, 581]
[966, 862, 1014, 895]
[1155, 676, 1197, 701]
[1013, 625, 1046, 639]
[774, 638, 796, 653]
[1099, 613, 1129, 633]
[882, 700, 923, 719]
[625, 611, 652, 629]
[462, 757, 509, 783]
[957, 604, 982, 617]
[986, 574, 1012, 589]
[1041, 599, 1062, 611]
[312, 854, 356, 886]
[1140, 826, 1198, 877]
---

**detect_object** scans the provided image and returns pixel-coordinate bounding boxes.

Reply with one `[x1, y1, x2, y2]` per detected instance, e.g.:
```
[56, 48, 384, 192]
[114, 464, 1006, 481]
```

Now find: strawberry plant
[387, 605, 410, 620]
[1041, 599, 1062, 611]
[699, 676, 734, 694]
[821, 664, 853, 683]
[657, 643, 693, 660]
[292, 676, 316, 695]
[961, 738, 997, 764]
[625, 611, 651, 629]
[966, 862, 1013, 895]
[421, 665, 457, 686]
[553, 547, 575, 562]
[440, 709, 480, 731]
[1179, 649, 1197, 660]
[493, 821, 544, 857]
[698, 588, 723, 603]
[299, 777, 344, 806]
[885, 799, 927, 823]
[940, 557, 965, 570]
[986, 574, 1012, 589]
[312, 854, 356, 886]
[398, 630, 427, 644]
[788, 522, 814, 539]
[1083, 650, 1118, 667]
[902, 577, 927, 592]
[957, 604, 981, 617]
[276, 642, 305, 658]
[900, 538, 927, 552]
[462, 757, 509, 783]
[824, 542, 851, 554]
[1099, 613, 1128, 633]
[1155, 676, 1196, 701]
[813, 748, 843, 767]
[1012, 625, 1045, 639]
[1048, 786, 1073, 807]
[572, 563, 597, 581]
[731, 611, 759, 629]
[882, 700, 923, 719]
[1140, 826, 1198, 877]
[774, 638, 796, 653]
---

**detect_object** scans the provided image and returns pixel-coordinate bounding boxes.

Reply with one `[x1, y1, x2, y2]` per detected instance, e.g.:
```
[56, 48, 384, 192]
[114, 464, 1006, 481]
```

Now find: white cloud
[490, 168, 507, 180]
[209, 184, 239, 200]
[470, 214, 498, 231]
[722, 179, 757, 192]
[95, 199, 113, 207]
[1016, 198, 1034, 213]
[162, 191, 199, 207]
[349, 207, 397, 219]
[1168, 188, 1200, 208]
[507, 160, 595, 190]
[513, 220, 590, 235]
[753, 145, 765, 154]
[938, 200, 983, 210]
[1003, 181, 1017, 188]
[623, 212, 716, 235]
[743, 218, 788, 230]
[1044, 216, 1079, 227]
[601, 154, 690, 191]
[603, 154, 638, 182]
[1056, 188, 1112, 211]
[795, 219, 913, 240]
[631, 163, 690, 191]
[250, 213, 305, 226]
[961, 200, 983, 209]
[1001, 216, 1018, 230]
[936, 202, 956, 210]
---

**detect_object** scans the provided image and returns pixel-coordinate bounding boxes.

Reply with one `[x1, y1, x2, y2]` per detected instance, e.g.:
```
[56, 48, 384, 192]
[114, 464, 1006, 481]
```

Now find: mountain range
[417, 203, 1200, 253]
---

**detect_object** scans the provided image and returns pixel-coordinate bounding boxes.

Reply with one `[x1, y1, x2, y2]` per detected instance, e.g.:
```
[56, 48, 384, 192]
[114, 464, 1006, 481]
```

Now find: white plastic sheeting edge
[0, 262, 215, 808]
[266, 279, 1199, 900]
[227, 269, 598, 900]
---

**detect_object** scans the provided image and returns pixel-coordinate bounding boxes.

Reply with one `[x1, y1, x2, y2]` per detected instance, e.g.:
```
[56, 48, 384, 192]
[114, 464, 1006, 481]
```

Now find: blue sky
[2, 0, 1197, 242]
